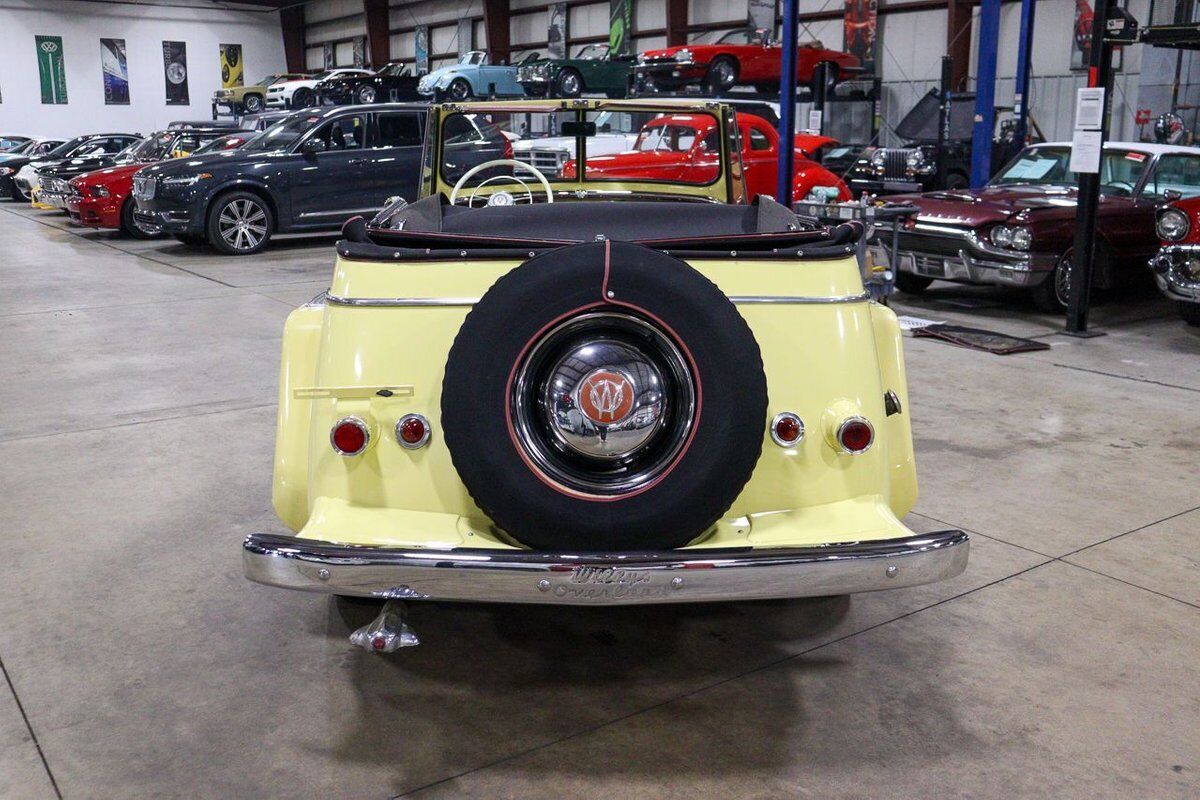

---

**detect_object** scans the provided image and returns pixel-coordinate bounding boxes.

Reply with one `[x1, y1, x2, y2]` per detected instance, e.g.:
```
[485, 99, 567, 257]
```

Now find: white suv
[266, 69, 371, 109]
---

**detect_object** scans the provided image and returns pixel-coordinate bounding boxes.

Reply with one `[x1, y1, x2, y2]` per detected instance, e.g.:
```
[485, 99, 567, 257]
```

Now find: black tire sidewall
[441, 241, 767, 551]
[293, 88, 314, 108]
[206, 190, 273, 255]
[356, 85, 376, 104]
[706, 58, 737, 92]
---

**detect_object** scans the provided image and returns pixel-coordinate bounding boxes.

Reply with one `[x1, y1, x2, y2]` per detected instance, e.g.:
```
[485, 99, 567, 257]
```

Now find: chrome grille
[882, 149, 913, 181]
[514, 148, 567, 174]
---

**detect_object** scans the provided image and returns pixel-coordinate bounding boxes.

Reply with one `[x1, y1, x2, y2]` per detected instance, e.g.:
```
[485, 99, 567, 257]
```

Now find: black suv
[845, 89, 975, 195]
[133, 104, 506, 255]
[316, 62, 421, 105]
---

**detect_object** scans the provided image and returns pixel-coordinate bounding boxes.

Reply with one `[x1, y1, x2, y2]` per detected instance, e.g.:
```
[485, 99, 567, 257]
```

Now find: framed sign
[609, 0, 633, 56]
[162, 41, 189, 105]
[220, 44, 243, 88]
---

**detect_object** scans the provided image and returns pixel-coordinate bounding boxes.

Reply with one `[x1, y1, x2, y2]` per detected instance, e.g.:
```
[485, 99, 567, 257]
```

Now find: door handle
[348, 158, 367, 165]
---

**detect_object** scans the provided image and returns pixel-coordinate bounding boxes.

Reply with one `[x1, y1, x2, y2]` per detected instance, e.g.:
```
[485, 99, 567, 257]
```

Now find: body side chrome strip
[324, 292, 872, 308]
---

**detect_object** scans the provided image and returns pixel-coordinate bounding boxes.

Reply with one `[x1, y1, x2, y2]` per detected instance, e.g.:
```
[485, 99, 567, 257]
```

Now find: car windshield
[45, 136, 89, 159]
[991, 146, 1150, 196]
[125, 132, 178, 162]
[1140, 153, 1200, 200]
[241, 114, 320, 152]
[256, 75, 282, 86]
[461, 52, 486, 65]
[0, 137, 30, 151]
[6, 139, 36, 155]
[195, 133, 251, 153]
[435, 108, 724, 199]
[576, 44, 608, 60]
[379, 63, 408, 76]
[309, 71, 332, 80]
[691, 28, 763, 45]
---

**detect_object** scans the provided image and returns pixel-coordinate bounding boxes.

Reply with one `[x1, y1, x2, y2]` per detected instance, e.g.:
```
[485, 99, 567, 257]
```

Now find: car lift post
[1065, 0, 1116, 336]
[936, 56, 953, 188]
[969, 0, 1000, 188]
[776, 0, 799, 205]
[1011, 0, 1037, 158]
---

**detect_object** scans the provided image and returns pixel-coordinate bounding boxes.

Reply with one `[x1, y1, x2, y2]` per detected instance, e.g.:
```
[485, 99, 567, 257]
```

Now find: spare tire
[441, 240, 767, 551]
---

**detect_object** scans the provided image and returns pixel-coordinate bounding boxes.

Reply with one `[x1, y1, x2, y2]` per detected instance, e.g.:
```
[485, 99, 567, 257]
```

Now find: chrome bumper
[874, 222, 1056, 288]
[243, 530, 970, 605]
[1149, 245, 1200, 304]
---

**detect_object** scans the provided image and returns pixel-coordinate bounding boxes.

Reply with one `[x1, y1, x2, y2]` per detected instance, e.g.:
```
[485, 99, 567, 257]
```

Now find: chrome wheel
[708, 59, 736, 90]
[357, 85, 377, 103]
[217, 198, 267, 252]
[1055, 255, 1073, 308]
[510, 311, 695, 496]
[244, 94, 264, 112]
[448, 79, 471, 101]
[558, 71, 581, 97]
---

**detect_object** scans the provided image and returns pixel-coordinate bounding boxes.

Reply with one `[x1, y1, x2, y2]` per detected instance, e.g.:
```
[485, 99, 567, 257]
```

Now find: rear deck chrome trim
[324, 292, 872, 308]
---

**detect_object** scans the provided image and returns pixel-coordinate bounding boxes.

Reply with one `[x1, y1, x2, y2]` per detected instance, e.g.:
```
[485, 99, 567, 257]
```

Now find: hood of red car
[640, 44, 721, 60]
[892, 184, 1098, 226]
[70, 160, 145, 188]
[585, 149, 693, 172]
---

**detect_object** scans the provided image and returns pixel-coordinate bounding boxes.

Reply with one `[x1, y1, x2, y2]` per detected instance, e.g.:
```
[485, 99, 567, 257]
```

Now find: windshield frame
[989, 144, 1159, 197]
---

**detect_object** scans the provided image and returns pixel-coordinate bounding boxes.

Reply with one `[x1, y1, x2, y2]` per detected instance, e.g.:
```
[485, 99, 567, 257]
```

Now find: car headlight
[869, 149, 885, 167]
[1157, 208, 1191, 242]
[991, 225, 1013, 247]
[1009, 227, 1032, 250]
[89, 185, 110, 198]
[0, 167, 11, 176]
[674, 49, 693, 64]
[906, 150, 924, 168]
[161, 172, 212, 187]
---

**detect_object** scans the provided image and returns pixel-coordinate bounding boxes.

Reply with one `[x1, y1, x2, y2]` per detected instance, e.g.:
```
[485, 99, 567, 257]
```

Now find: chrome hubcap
[511, 312, 695, 495]
[1055, 256, 1072, 307]
[562, 73, 580, 94]
[218, 199, 267, 251]
[450, 82, 469, 100]
[360, 86, 375, 102]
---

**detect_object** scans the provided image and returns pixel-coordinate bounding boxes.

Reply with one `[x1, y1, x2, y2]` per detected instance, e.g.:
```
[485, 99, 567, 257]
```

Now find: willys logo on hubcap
[577, 369, 634, 425]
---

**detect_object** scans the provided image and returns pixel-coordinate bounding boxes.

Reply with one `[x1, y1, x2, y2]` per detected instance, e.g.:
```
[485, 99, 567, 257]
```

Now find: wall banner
[162, 41, 189, 105]
[548, 3, 568, 59]
[100, 38, 129, 105]
[36, 35, 68, 104]
[220, 44, 243, 88]
[352, 37, 366, 68]
[843, 0, 878, 76]
[415, 26, 430, 74]
[609, 0, 633, 56]
[323, 42, 334, 69]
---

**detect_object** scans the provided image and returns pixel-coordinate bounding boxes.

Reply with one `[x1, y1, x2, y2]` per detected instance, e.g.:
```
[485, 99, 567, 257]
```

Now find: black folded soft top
[337, 194, 864, 261]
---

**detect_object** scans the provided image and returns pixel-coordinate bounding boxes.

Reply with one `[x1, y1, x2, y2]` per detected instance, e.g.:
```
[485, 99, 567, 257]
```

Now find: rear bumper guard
[243, 529, 970, 605]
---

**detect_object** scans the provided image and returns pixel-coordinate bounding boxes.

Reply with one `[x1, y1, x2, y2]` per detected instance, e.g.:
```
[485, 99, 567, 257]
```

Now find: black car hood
[139, 147, 286, 178]
[39, 155, 127, 177]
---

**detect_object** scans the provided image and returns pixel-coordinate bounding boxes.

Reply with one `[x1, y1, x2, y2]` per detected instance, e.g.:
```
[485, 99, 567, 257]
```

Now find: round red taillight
[837, 417, 874, 454]
[770, 412, 804, 447]
[396, 413, 431, 449]
[330, 417, 369, 455]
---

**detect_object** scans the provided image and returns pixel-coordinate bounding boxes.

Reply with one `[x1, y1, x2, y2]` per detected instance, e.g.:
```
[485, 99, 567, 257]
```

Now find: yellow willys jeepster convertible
[242, 99, 969, 650]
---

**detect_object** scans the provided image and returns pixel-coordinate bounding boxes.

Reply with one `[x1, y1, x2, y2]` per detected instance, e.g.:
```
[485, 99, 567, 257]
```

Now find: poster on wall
[352, 37, 366, 68]
[36, 35, 68, 104]
[162, 41, 189, 105]
[843, 0, 878, 76]
[415, 26, 430, 74]
[220, 44, 243, 88]
[100, 38, 129, 105]
[323, 42, 334, 69]
[457, 18, 474, 57]
[747, 0, 775, 33]
[609, 0, 633, 56]
[547, 3, 567, 59]
[1070, 0, 1122, 72]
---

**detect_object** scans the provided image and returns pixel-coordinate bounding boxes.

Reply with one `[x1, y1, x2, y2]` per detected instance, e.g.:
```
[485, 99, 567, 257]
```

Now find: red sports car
[67, 128, 250, 238]
[562, 112, 850, 204]
[631, 27, 860, 94]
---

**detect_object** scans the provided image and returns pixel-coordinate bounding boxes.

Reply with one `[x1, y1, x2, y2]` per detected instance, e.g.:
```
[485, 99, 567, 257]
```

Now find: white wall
[0, 0, 286, 138]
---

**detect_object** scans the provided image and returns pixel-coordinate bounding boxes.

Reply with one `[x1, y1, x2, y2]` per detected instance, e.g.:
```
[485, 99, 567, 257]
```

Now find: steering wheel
[1106, 180, 1134, 196]
[450, 159, 555, 207]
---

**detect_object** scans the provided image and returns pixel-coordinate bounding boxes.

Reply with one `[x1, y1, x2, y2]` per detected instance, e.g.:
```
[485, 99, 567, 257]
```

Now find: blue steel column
[969, 0, 1002, 188]
[776, 0, 799, 205]
[1012, 0, 1037, 151]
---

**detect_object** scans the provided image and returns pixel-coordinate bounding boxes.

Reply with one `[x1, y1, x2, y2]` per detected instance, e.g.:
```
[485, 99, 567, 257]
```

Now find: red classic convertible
[562, 112, 850, 203]
[66, 129, 250, 238]
[631, 27, 860, 94]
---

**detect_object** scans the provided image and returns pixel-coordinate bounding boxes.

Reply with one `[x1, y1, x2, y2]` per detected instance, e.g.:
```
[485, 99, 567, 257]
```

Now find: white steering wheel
[450, 159, 555, 207]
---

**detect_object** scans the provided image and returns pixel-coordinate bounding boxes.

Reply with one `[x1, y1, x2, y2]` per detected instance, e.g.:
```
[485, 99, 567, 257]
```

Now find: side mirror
[1164, 189, 1183, 202]
[302, 137, 326, 154]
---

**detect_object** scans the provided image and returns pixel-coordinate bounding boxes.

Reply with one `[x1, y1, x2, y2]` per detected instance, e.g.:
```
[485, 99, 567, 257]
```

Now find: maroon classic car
[875, 142, 1200, 311]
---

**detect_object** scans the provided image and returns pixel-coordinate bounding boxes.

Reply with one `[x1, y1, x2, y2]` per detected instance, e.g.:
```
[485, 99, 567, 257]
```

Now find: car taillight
[395, 413, 431, 449]
[770, 412, 804, 447]
[330, 417, 370, 455]
[836, 417, 874, 454]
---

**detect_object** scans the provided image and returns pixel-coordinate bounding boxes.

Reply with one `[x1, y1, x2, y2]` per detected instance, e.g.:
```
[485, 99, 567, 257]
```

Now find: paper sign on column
[1070, 87, 1105, 173]
[808, 110, 823, 133]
